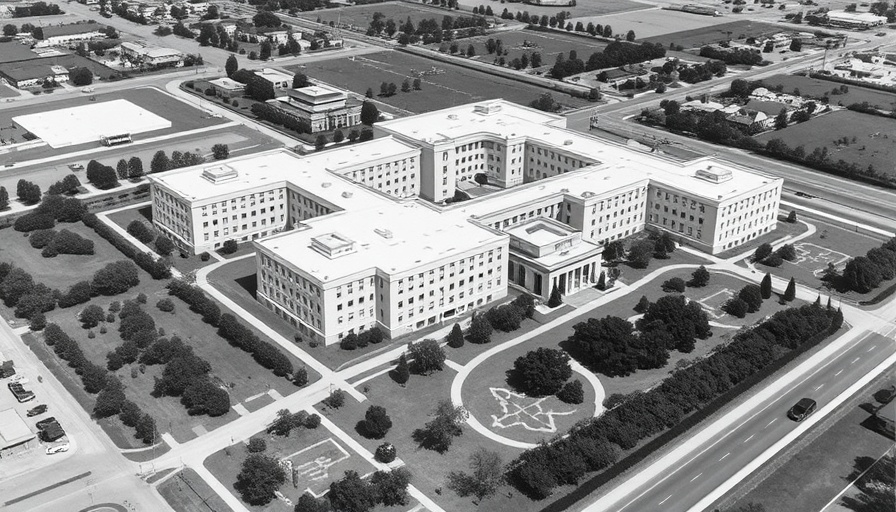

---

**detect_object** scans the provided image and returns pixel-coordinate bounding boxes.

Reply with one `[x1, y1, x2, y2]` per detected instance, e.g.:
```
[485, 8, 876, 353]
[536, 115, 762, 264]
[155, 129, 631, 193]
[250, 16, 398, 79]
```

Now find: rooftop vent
[321, 182, 332, 188]
[341, 191, 353, 198]
[581, 191, 595, 198]
[560, 188, 570, 193]
[447, 114, 458, 120]
[563, 140, 573, 145]
[201, 165, 238, 184]
[695, 165, 733, 184]
[474, 102, 503, 115]
[374, 228, 393, 239]
[310, 233, 356, 259]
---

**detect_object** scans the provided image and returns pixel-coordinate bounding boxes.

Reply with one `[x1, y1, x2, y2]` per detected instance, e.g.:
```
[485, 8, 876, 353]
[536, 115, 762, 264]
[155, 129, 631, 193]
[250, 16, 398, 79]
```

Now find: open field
[641, 19, 784, 49]
[755, 110, 896, 179]
[574, 8, 734, 41]
[204, 425, 379, 511]
[459, 0, 649, 19]
[288, 50, 591, 113]
[425, 29, 607, 71]
[158, 468, 237, 512]
[757, 74, 896, 111]
[0, 87, 227, 164]
[295, 1, 466, 30]
[733, 374, 895, 511]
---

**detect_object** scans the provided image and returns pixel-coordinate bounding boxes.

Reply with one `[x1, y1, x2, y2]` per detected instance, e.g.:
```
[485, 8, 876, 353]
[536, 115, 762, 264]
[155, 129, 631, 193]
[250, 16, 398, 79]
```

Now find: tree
[259, 40, 272, 60]
[843, 257, 883, 293]
[128, 156, 144, 179]
[571, 315, 639, 376]
[127, 220, 155, 243]
[333, 129, 344, 144]
[626, 29, 636, 42]
[776, 243, 797, 261]
[375, 442, 396, 463]
[17, 179, 41, 205]
[150, 151, 170, 174]
[315, 134, 328, 151]
[236, 454, 286, 505]
[363, 405, 392, 438]
[2, 24, 16, 36]
[760, 272, 773, 299]
[628, 239, 654, 268]
[468, 312, 492, 344]
[211, 143, 230, 160]
[783, 277, 796, 301]
[775, 108, 789, 129]
[116, 159, 129, 180]
[401, 79, 410, 93]
[753, 243, 773, 262]
[547, 285, 563, 308]
[738, 284, 763, 313]
[662, 277, 686, 293]
[80, 304, 106, 328]
[155, 235, 175, 256]
[94, 378, 126, 418]
[407, 339, 445, 375]
[557, 379, 584, 404]
[328, 470, 375, 512]
[639, 295, 710, 353]
[360, 101, 379, 125]
[690, 266, 710, 287]
[292, 72, 310, 89]
[0, 187, 8, 211]
[70, 67, 93, 86]
[412, 400, 467, 452]
[295, 493, 330, 512]
[85, 162, 118, 189]
[247, 437, 267, 453]
[447, 447, 504, 500]
[604, 240, 625, 260]
[508, 347, 572, 396]
[134, 413, 157, 444]
[447, 323, 464, 348]
[529, 93, 559, 113]
[413, 78, 421, 90]
[634, 295, 651, 314]
[370, 468, 411, 507]
[225, 54, 238, 77]
[723, 297, 749, 318]
[787, 210, 798, 223]
[220, 239, 238, 254]
[91, 261, 140, 296]
[789, 38, 802, 52]
[393, 354, 410, 385]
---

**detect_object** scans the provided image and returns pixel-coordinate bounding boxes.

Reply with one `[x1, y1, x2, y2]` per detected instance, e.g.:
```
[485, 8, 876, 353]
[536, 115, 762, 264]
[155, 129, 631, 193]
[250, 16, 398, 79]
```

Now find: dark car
[26, 405, 47, 417]
[788, 398, 817, 422]
[35, 417, 58, 430]
[40, 425, 66, 442]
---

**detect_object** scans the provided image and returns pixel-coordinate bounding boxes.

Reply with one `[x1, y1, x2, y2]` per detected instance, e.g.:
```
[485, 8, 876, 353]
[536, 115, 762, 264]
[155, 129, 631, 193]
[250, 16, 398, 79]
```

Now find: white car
[81, 87, 95, 93]
[9, 375, 28, 384]
[46, 444, 69, 454]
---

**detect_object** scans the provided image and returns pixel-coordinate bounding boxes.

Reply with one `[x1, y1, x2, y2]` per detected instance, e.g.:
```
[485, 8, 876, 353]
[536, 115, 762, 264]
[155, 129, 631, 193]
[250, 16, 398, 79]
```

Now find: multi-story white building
[267, 84, 362, 133]
[149, 100, 782, 345]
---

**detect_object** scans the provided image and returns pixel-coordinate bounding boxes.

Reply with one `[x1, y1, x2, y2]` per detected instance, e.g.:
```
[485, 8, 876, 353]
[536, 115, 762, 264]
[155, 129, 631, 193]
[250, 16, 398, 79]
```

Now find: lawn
[640, 18, 783, 49]
[287, 50, 591, 114]
[460, 0, 648, 20]
[754, 110, 896, 179]
[713, 215, 808, 260]
[610, 237, 714, 286]
[203, 424, 379, 511]
[296, 2, 467, 32]
[733, 375, 895, 512]
[323, 369, 528, 512]
[157, 468, 237, 512]
[425, 29, 607, 72]
[758, 74, 896, 112]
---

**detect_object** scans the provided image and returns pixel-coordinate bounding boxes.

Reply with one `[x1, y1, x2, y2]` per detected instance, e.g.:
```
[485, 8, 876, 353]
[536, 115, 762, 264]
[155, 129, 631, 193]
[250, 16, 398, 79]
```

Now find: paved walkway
[95, 204, 183, 279]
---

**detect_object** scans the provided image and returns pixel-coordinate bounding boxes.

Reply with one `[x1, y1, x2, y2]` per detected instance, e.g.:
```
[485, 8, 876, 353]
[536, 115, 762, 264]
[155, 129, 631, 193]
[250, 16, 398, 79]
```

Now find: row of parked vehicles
[3, 364, 68, 453]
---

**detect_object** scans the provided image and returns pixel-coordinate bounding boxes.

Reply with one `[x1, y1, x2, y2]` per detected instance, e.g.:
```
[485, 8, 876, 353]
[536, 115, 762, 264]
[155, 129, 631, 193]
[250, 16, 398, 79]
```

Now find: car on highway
[46, 444, 69, 454]
[26, 405, 47, 417]
[35, 417, 58, 430]
[788, 398, 817, 422]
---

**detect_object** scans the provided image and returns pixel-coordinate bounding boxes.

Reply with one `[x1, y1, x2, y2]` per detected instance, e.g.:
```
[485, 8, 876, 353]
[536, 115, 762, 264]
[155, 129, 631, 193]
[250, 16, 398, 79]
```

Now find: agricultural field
[755, 110, 896, 179]
[295, 1, 462, 32]
[288, 50, 591, 114]
[458, 0, 649, 19]
[425, 28, 607, 71]
[574, 8, 731, 42]
[640, 18, 783, 49]
[758, 74, 896, 112]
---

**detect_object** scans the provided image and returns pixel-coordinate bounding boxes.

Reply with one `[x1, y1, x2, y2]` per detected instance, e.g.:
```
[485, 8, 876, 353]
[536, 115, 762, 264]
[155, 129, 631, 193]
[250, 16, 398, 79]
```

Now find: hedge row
[166, 280, 294, 378]
[82, 213, 171, 280]
[513, 304, 841, 500]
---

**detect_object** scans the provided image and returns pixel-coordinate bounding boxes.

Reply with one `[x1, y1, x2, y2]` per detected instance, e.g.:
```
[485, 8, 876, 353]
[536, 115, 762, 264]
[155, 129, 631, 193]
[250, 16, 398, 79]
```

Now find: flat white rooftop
[0, 408, 34, 450]
[506, 218, 574, 246]
[13, 99, 171, 148]
[150, 138, 419, 205]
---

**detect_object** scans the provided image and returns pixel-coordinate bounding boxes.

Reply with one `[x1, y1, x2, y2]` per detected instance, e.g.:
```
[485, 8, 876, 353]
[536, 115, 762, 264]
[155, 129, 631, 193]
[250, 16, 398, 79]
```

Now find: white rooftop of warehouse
[0, 408, 34, 450]
[12, 99, 171, 148]
[149, 138, 416, 206]
[257, 201, 503, 280]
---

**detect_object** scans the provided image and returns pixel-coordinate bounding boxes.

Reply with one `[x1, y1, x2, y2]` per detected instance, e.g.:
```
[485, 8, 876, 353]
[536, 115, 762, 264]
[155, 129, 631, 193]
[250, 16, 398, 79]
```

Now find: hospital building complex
[148, 100, 782, 346]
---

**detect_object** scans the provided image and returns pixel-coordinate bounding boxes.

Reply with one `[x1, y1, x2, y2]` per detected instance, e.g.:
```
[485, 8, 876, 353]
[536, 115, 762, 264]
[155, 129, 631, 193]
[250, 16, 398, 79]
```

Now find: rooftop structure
[41, 22, 105, 39]
[268, 83, 361, 133]
[120, 41, 185, 68]
[0, 62, 68, 88]
[208, 77, 245, 97]
[0, 42, 41, 64]
[256, 68, 292, 91]
[13, 99, 171, 148]
[0, 409, 35, 452]
[826, 10, 888, 28]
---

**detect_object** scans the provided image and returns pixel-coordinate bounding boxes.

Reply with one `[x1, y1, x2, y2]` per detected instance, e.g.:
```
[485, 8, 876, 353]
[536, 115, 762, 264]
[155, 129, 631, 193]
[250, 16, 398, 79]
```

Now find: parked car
[40, 425, 65, 442]
[788, 398, 817, 422]
[35, 417, 58, 430]
[46, 444, 69, 454]
[26, 405, 47, 417]
[9, 375, 28, 384]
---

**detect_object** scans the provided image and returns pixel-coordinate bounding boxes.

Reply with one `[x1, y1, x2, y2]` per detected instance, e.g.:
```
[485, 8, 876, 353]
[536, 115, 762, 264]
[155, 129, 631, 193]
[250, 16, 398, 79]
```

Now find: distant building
[267, 84, 362, 133]
[826, 10, 888, 29]
[525, 0, 575, 5]
[208, 77, 245, 98]
[36, 22, 106, 47]
[218, 22, 237, 37]
[256, 68, 292, 92]
[0, 63, 68, 88]
[120, 41, 185, 68]
[725, 109, 772, 133]
[257, 29, 291, 46]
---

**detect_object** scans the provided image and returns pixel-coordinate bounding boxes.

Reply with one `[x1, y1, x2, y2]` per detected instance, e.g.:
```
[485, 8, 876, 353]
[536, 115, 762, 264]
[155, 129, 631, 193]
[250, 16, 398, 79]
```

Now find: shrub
[323, 388, 345, 408]
[753, 243, 773, 262]
[508, 348, 572, 396]
[44, 229, 94, 256]
[14, 213, 55, 232]
[723, 297, 749, 318]
[340, 332, 358, 350]
[126, 220, 155, 244]
[293, 367, 308, 386]
[199, 252, 211, 262]
[776, 243, 797, 261]
[634, 295, 651, 313]
[220, 239, 238, 254]
[247, 437, 267, 453]
[393, 354, 410, 385]
[155, 235, 175, 256]
[446, 323, 464, 348]
[689, 265, 710, 287]
[661, 277, 686, 292]
[557, 379, 584, 404]
[29, 229, 57, 249]
[485, 303, 523, 332]
[547, 285, 563, 307]
[91, 261, 140, 296]
[304, 414, 321, 429]
[763, 253, 784, 267]
[156, 298, 175, 312]
[363, 405, 392, 439]
[468, 312, 492, 344]
[375, 442, 396, 463]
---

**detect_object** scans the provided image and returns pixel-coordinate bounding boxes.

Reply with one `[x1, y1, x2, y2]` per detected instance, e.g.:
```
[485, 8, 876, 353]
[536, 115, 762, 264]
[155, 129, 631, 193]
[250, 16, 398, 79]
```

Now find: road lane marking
[659, 495, 673, 505]
[690, 473, 702, 482]
[816, 384, 825, 391]
[852, 357, 861, 364]
[743, 435, 754, 443]
[766, 419, 777, 428]
[720, 452, 730, 461]
[835, 369, 843, 376]
[867, 345, 877, 352]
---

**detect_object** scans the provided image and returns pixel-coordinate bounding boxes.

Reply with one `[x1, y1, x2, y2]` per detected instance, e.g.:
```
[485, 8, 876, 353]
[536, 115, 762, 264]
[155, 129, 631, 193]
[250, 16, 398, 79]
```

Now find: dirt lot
[288, 49, 591, 113]
[755, 110, 896, 179]
[758, 74, 896, 111]
[641, 19, 784, 49]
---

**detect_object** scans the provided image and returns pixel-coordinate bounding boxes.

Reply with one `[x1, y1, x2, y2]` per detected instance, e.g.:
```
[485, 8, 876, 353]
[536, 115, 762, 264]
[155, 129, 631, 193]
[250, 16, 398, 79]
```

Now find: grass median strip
[5, 471, 92, 506]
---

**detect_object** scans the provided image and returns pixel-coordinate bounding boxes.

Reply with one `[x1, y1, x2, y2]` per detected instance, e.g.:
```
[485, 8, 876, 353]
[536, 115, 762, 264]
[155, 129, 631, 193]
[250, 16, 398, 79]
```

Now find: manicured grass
[325, 369, 526, 512]
[0, 221, 125, 291]
[714, 215, 808, 260]
[286, 50, 591, 114]
[609, 236, 714, 286]
[295, 2, 476, 32]
[157, 468, 236, 512]
[734, 379, 895, 511]
[425, 29, 607, 72]
[640, 19, 783, 49]
[758, 74, 896, 111]
[755, 110, 896, 179]
[458, 0, 647, 19]
[461, 340, 597, 445]
[203, 424, 377, 511]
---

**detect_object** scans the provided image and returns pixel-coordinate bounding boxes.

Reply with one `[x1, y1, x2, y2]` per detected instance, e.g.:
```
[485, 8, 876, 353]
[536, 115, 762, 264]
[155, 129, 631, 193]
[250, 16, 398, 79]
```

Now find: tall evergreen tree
[225, 54, 238, 77]
[547, 285, 563, 308]
[116, 159, 129, 180]
[150, 150, 170, 174]
[783, 277, 796, 302]
[760, 272, 772, 299]
[0, 186, 8, 211]
[468, 313, 492, 344]
[447, 323, 464, 348]
[393, 354, 410, 385]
